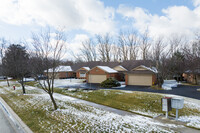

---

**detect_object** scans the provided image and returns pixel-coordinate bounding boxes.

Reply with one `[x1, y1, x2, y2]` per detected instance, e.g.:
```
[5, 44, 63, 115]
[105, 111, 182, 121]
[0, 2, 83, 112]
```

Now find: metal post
[176, 109, 178, 120]
[166, 111, 168, 118]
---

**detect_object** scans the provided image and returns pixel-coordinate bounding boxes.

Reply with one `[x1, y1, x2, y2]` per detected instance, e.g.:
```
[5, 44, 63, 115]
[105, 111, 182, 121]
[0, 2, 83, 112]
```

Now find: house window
[80, 72, 86, 77]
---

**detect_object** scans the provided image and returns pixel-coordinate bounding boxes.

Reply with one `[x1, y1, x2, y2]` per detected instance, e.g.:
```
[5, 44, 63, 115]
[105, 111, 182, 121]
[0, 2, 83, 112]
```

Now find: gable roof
[76, 66, 90, 72]
[82, 67, 90, 71]
[113, 65, 128, 71]
[45, 65, 73, 72]
[132, 65, 158, 73]
[70, 60, 153, 72]
[96, 66, 118, 73]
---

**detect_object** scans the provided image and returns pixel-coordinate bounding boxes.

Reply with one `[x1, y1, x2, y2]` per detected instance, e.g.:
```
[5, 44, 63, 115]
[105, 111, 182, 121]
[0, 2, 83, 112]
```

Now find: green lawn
[25, 81, 200, 118]
[54, 88, 200, 118]
[0, 82, 180, 132]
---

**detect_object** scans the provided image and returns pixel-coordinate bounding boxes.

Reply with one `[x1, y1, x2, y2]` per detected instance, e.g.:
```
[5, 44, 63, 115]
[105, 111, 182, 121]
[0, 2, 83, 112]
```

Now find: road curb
[0, 97, 33, 133]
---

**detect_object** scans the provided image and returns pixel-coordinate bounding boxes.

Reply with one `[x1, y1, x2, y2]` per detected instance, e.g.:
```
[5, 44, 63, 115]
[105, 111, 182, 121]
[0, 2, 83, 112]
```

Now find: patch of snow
[82, 67, 90, 71]
[114, 65, 128, 71]
[178, 116, 200, 129]
[120, 90, 133, 93]
[68, 88, 77, 91]
[23, 78, 35, 82]
[139, 65, 158, 73]
[52, 79, 86, 88]
[112, 82, 126, 88]
[97, 66, 118, 73]
[112, 85, 126, 88]
[162, 80, 178, 90]
[131, 110, 160, 117]
[26, 93, 182, 132]
[45, 65, 73, 72]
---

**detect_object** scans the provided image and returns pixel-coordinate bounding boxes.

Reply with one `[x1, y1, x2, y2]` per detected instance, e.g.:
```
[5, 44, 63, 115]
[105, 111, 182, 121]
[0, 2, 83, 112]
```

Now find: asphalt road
[59, 83, 200, 100]
[0, 106, 18, 133]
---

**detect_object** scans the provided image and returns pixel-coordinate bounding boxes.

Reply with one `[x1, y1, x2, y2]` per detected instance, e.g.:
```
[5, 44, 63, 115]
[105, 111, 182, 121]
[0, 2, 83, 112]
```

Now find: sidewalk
[0, 97, 33, 133]
[53, 93, 200, 133]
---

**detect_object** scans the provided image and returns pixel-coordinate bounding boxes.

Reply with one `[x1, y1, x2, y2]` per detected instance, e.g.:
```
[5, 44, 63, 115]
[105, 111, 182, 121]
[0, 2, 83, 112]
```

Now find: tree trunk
[22, 85, 26, 94]
[49, 93, 57, 110]
[6, 76, 10, 87]
[21, 78, 26, 94]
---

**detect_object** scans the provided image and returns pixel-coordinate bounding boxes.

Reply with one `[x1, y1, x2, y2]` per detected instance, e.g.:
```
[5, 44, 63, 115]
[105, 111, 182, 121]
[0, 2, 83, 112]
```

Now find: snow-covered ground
[162, 80, 178, 90]
[0, 80, 200, 131]
[113, 81, 126, 88]
[162, 94, 200, 128]
[53, 79, 86, 88]
[23, 78, 35, 82]
[0, 81, 185, 132]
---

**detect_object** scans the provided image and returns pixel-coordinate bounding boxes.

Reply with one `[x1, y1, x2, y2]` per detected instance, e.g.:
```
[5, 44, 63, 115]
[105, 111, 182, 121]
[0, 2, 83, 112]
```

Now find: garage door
[128, 74, 152, 86]
[89, 74, 107, 83]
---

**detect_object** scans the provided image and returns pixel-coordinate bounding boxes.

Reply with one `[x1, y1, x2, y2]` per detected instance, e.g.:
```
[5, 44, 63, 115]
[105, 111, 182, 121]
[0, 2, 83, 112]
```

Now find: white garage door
[89, 74, 107, 83]
[128, 74, 152, 86]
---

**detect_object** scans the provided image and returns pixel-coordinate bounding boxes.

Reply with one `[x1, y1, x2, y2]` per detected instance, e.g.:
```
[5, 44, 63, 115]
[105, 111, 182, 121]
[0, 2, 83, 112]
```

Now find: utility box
[171, 98, 184, 109]
[171, 98, 184, 120]
[162, 97, 172, 112]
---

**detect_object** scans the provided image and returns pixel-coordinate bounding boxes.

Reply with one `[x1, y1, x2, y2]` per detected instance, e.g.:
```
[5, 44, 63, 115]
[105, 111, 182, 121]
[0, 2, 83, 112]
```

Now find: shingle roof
[45, 65, 73, 72]
[71, 60, 153, 72]
[97, 66, 118, 73]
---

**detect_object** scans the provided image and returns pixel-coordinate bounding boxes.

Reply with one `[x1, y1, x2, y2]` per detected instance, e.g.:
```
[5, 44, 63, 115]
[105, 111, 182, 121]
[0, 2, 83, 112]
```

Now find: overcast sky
[0, 0, 200, 60]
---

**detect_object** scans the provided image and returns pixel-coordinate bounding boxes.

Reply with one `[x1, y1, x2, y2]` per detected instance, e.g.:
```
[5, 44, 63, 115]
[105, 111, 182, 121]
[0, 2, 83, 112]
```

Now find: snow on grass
[178, 116, 200, 128]
[161, 94, 200, 129]
[120, 90, 133, 93]
[0, 80, 18, 86]
[53, 79, 86, 88]
[0, 83, 182, 132]
[26, 92, 181, 132]
[23, 78, 35, 82]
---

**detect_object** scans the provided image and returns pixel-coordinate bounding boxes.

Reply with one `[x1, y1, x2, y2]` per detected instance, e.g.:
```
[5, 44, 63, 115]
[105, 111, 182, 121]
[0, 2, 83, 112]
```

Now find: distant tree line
[0, 28, 200, 110]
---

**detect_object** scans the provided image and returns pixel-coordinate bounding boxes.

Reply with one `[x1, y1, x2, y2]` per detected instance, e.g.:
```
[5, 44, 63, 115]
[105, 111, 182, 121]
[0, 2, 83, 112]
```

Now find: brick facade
[86, 67, 119, 83]
[76, 67, 89, 79]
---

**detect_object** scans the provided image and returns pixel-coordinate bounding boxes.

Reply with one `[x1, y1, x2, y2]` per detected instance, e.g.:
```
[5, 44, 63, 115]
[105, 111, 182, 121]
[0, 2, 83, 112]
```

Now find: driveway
[0, 107, 19, 133]
[61, 83, 200, 100]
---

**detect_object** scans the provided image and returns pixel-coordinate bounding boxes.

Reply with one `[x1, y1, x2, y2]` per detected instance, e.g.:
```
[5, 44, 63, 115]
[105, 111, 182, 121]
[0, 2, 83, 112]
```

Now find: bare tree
[80, 39, 97, 62]
[96, 34, 112, 62]
[183, 33, 200, 84]
[169, 34, 185, 57]
[127, 31, 139, 60]
[151, 37, 167, 66]
[31, 28, 66, 110]
[0, 38, 10, 87]
[140, 30, 151, 60]
[118, 32, 129, 61]
[111, 45, 121, 62]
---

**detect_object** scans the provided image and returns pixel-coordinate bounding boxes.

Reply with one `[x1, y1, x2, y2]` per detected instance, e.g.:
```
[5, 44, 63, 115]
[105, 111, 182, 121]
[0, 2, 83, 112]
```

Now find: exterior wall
[88, 67, 107, 75]
[113, 66, 126, 71]
[183, 73, 200, 85]
[76, 68, 88, 79]
[152, 74, 157, 85]
[45, 72, 75, 79]
[86, 67, 118, 83]
[125, 74, 128, 85]
[132, 67, 147, 71]
[87, 67, 107, 83]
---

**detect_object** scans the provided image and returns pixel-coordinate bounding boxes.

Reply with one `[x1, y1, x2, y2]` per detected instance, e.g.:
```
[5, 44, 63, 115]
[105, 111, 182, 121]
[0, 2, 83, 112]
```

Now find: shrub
[100, 78, 120, 88]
